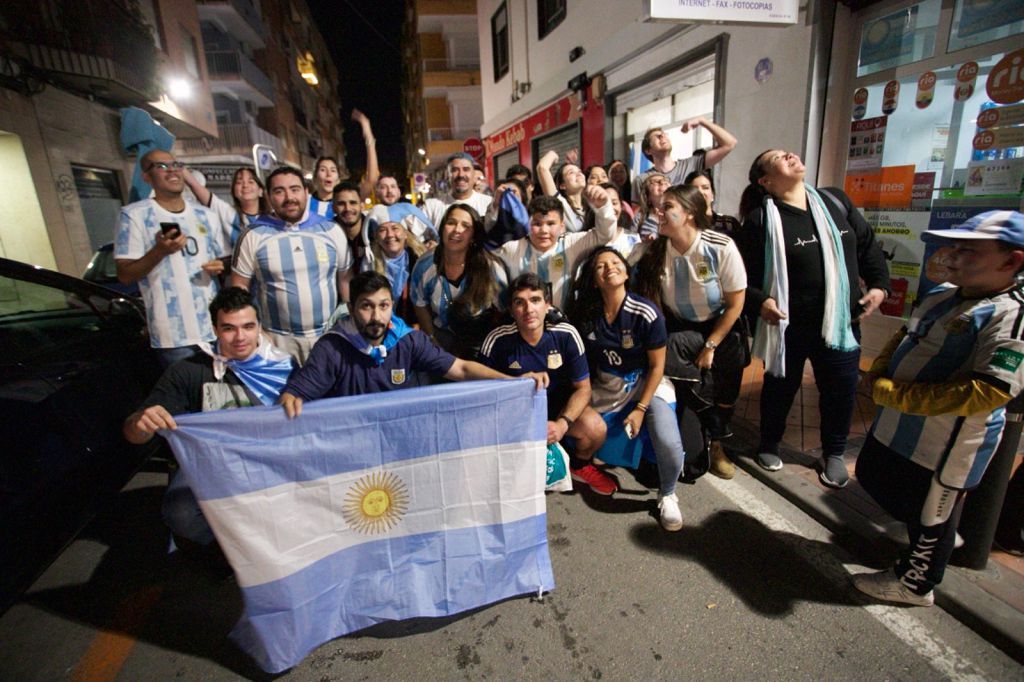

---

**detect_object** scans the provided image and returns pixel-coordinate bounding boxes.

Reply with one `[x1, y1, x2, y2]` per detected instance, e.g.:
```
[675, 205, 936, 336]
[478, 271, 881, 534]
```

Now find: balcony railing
[196, 0, 267, 47]
[427, 127, 479, 142]
[205, 50, 274, 103]
[422, 58, 480, 72]
[178, 122, 283, 158]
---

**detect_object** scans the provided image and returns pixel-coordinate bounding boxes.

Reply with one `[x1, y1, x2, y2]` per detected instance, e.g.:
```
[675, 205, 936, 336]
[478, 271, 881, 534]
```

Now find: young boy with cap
[853, 210, 1024, 606]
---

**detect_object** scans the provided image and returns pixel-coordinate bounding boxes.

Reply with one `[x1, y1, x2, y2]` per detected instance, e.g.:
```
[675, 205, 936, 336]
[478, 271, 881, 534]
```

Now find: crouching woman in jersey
[631, 184, 748, 480]
[567, 247, 684, 531]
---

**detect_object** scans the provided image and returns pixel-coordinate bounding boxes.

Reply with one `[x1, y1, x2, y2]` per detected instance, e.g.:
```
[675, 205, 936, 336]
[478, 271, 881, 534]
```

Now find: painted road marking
[704, 475, 987, 682]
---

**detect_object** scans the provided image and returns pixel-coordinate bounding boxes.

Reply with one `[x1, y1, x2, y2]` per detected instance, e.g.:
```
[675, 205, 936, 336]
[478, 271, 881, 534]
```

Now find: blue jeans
[162, 470, 214, 546]
[155, 344, 201, 369]
[644, 397, 685, 496]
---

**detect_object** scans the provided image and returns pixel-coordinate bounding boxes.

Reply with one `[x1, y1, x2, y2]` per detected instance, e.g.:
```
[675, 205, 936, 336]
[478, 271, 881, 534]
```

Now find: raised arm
[535, 150, 559, 197]
[352, 109, 379, 200]
[681, 117, 737, 168]
[182, 167, 213, 207]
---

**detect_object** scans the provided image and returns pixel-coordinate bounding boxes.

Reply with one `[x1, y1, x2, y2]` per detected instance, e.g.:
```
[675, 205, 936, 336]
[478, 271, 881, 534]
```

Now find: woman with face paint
[735, 149, 889, 487]
[632, 185, 749, 479]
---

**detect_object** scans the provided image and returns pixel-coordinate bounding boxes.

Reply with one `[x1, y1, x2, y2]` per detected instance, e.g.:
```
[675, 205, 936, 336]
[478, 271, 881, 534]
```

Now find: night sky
[306, 0, 406, 179]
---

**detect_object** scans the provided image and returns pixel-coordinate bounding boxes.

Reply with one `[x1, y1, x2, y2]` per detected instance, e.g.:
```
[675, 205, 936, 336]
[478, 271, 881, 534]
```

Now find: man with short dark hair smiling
[279, 272, 546, 417]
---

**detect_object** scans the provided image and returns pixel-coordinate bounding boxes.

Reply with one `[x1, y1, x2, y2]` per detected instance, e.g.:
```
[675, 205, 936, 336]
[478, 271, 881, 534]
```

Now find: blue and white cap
[921, 210, 1024, 248]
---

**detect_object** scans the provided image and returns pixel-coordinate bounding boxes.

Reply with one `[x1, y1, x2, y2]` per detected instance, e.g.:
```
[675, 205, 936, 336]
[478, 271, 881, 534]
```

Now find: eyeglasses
[145, 161, 186, 172]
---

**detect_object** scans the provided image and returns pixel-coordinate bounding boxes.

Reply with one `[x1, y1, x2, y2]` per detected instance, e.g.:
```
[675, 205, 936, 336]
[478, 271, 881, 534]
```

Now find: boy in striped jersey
[854, 210, 1024, 606]
[479, 273, 615, 495]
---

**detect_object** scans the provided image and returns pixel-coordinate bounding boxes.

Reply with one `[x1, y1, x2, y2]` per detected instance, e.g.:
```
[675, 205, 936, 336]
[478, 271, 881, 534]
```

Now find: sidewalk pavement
[724, 364, 1024, 664]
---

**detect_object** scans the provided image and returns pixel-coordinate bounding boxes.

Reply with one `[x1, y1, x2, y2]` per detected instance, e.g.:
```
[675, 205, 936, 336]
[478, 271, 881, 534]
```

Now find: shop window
[857, 0, 940, 77]
[492, 3, 509, 82]
[71, 165, 124, 250]
[537, 0, 566, 41]
[947, 0, 1024, 53]
[532, 124, 580, 167]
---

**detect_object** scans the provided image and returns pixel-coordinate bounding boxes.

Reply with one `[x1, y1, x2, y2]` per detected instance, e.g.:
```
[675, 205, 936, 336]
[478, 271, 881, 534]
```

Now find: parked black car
[82, 243, 140, 297]
[0, 258, 162, 612]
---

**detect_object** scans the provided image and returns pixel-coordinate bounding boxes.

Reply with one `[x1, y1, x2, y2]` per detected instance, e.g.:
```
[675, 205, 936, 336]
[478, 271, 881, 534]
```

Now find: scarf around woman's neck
[385, 249, 410, 298]
[752, 184, 858, 378]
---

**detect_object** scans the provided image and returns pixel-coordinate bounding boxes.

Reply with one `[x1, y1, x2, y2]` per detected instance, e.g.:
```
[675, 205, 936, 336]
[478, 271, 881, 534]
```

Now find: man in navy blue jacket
[279, 272, 545, 417]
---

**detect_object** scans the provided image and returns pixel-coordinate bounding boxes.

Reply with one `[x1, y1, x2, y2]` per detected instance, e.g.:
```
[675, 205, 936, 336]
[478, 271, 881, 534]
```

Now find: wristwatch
[704, 340, 718, 350]
[558, 415, 575, 430]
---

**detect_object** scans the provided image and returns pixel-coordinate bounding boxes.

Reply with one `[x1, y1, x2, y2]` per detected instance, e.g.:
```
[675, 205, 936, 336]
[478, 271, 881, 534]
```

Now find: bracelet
[558, 415, 574, 430]
[635, 403, 648, 413]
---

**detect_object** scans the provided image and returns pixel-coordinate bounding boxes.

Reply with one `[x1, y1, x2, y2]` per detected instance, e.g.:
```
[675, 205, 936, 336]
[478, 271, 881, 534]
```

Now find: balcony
[197, 0, 266, 48]
[427, 127, 479, 142]
[205, 50, 274, 107]
[177, 122, 283, 159]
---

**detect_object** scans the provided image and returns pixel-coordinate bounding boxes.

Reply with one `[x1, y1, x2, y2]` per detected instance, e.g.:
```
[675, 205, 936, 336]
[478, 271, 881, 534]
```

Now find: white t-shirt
[114, 198, 229, 348]
[422, 191, 493, 229]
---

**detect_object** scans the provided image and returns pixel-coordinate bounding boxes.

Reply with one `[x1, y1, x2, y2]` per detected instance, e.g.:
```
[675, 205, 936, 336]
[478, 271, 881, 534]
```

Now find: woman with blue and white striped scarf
[736, 149, 890, 489]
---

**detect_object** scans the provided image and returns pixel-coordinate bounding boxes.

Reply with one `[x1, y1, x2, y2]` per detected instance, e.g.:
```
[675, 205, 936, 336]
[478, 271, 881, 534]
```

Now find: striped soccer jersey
[870, 283, 1024, 488]
[584, 293, 676, 414]
[409, 255, 509, 330]
[114, 198, 228, 348]
[658, 229, 747, 322]
[234, 213, 352, 338]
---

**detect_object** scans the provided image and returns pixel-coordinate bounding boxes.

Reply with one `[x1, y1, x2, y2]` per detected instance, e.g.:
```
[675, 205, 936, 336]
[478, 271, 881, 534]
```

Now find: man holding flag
[123, 286, 294, 551]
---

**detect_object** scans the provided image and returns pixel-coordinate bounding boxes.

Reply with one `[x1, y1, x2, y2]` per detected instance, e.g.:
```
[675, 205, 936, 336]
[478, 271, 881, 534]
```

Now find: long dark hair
[434, 204, 504, 317]
[633, 184, 709, 309]
[566, 246, 630, 336]
[231, 167, 269, 219]
[738, 148, 774, 224]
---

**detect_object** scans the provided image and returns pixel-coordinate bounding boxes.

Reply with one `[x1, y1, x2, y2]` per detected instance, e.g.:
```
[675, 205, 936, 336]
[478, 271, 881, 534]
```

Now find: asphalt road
[0, 463, 1020, 681]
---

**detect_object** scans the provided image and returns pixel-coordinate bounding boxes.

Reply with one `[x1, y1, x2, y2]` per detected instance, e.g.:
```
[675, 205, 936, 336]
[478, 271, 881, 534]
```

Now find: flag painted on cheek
[164, 379, 553, 673]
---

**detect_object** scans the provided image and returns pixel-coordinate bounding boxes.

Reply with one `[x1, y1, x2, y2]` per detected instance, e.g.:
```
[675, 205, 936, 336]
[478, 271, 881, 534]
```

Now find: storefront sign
[973, 126, 1024, 151]
[911, 171, 935, 209]
[852, 88, 869, 120]
[882, 80, 900, 114]
[977, 102, 1024, 129]
[986, 49, 1024, 104]
[642, 0, 798, 25]
[915, 71, 936, 109]
[845, 165, 915, 208]
[954, 61, 979, 102]
[860, 7, 918, 69]
[965, 158, 1024, 196]
[863, 210, 931, 317]
[847, 116, 887, 171]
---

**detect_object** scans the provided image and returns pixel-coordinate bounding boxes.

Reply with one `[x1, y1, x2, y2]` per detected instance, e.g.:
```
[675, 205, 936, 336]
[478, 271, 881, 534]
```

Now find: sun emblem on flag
[342, 471, 409, 534]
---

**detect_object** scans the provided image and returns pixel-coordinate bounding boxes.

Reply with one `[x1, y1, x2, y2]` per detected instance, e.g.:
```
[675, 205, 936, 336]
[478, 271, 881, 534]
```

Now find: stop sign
[463, 138, 484, 160]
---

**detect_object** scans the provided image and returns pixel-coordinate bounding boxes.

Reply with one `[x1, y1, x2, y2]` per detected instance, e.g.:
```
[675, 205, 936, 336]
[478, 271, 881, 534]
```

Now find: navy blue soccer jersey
[583, 293, 671, 414]
[479, 322, 588, 416]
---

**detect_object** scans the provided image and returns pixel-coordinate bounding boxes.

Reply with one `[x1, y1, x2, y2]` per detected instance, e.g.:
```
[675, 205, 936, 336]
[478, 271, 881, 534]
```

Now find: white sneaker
[658, 492, 683, 532]
[852, 569, 934, 607]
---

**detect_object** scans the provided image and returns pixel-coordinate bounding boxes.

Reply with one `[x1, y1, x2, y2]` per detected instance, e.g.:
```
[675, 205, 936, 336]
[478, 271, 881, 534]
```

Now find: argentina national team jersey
[114, 198, 228, 348]
[409, 255, 509, 329]
[308, 194, 334, 220]
[479, 323, 589, 391]
[585, 293, 676, 414]
[234, 213, 352, 338]
[659, 230, 747, 322]
[870, 283, 1024, 488]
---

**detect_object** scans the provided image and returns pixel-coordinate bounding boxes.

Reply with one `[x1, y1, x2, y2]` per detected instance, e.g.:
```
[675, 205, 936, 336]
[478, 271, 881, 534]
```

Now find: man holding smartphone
[116, 150, 230, 367]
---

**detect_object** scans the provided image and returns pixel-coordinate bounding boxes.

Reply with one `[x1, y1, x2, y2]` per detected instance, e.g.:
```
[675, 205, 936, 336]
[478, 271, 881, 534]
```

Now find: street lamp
[167, 77, 192, 100]
[417, 148, 426, 156]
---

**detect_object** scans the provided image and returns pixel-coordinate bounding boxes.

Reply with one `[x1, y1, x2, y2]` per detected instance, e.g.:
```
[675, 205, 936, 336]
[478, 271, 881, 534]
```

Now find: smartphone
[624, 423, 635, 439]
[852, 301, 867, 318]
[160, 222, 181, 238]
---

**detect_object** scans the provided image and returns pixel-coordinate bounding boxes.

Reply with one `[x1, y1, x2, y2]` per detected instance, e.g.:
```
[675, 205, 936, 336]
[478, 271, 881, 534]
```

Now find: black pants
[856, 436, 965, 595]
[663, 318, 746, 439]
[758, 320, 861, 458]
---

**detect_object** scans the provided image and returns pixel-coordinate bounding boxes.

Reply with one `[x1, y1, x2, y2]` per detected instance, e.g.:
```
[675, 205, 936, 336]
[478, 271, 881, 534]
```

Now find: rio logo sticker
[955, 61, 979, 102]
[916, 71, 936, 109]
[882, 80, 900, 114]
[853, 87, 869, 120]
[986, 49, 1024, 105]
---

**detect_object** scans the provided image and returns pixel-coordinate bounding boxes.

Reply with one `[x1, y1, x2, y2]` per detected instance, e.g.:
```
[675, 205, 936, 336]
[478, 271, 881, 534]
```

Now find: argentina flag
[163, 379, 553, 673]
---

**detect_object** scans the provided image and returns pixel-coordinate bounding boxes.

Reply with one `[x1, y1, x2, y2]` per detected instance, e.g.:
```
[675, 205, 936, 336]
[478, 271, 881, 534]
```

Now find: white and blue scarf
[752, 184, 858, 378]
[327, 314, 415, 366]
[203, 337, 295, 406]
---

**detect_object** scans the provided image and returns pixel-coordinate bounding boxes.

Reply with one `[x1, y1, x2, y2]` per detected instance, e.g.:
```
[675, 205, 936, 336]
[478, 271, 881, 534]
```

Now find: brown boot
[709, 441, 734, 479]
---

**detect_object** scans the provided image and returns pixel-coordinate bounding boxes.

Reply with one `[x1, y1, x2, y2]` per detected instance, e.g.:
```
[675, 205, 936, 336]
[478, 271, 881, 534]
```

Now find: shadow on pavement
[629, 509, 860, 616]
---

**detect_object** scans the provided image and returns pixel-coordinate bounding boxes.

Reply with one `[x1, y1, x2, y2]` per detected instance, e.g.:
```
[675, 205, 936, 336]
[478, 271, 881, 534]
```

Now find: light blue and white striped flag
[164, 379, 553, 673]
